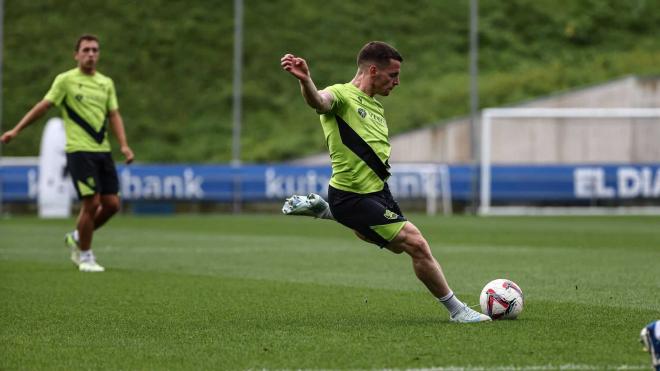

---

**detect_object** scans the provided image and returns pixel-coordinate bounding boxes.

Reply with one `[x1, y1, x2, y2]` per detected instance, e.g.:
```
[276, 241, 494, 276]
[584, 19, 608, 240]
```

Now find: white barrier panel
[38, 118, 72, 218]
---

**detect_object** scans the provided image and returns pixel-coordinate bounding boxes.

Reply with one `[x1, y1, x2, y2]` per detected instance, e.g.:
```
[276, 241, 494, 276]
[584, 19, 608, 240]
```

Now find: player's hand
[0, 130, 17, 144]
[281, 54, 310, 81]
[121, 146, 134, 164]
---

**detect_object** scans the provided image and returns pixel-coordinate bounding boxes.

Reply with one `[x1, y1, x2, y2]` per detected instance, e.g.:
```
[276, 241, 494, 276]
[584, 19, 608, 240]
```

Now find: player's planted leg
[388, 222, 491, 323]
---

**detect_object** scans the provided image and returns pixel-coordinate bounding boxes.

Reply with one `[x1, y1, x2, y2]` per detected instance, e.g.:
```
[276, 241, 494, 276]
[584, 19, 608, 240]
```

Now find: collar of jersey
[346, 82, 377, 102]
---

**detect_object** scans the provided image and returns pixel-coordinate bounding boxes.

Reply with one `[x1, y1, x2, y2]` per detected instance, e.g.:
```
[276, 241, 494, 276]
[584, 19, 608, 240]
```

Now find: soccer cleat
[641, 320, 660, 371]
[64, 232, 81, 266]
[282, 193, 330, 218]
[282, 194, 307, 215]
[306, 193, 330, 216]
[79, 251, 105, 272]
[450, 304, 492, 323]
[79, 260, 105, 272]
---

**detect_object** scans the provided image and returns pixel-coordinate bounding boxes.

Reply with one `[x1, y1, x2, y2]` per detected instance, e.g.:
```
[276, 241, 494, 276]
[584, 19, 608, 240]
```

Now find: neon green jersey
[321, 83, 391, 194]
[44, 68, 119, 153]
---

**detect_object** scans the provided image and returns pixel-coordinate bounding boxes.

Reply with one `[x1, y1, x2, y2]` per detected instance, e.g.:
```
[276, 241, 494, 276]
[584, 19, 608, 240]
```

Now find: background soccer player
[1, 34, 134, 272]
[280, 41, 490, 323]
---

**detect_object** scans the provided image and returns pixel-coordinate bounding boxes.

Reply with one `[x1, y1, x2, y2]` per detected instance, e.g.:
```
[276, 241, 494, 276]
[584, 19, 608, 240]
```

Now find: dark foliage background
[3, 0, 659, 162]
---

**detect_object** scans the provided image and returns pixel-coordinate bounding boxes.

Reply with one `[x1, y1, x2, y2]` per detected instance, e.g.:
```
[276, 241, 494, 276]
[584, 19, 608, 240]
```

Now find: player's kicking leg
[282, 193, 334, 219]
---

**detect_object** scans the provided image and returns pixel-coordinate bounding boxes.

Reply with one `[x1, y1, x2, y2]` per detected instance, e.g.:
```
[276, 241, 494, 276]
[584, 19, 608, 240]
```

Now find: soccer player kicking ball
[1, 34, 133, 272]
[280, 41, 490, 323]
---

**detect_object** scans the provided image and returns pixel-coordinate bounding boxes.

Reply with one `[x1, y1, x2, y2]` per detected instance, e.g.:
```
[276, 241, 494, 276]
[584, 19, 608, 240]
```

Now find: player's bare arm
[0, 100, 52, 144]
[108, 110, 134, 164]
[280, 54, 334, 113]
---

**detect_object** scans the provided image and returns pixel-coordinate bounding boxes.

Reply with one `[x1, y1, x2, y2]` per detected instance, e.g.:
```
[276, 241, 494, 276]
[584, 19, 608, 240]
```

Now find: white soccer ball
[479, 279, 524, 320]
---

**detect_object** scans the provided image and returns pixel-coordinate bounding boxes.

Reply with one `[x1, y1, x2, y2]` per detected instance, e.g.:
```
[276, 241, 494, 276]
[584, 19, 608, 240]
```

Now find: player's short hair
[75, 34, 100, 51]
[357, 41, 403, 68]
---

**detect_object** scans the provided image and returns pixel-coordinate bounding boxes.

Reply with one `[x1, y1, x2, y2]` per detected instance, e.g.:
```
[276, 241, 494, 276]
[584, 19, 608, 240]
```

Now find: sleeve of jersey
[43, 74, 66, 106]
[325, 84, 345, 114]
[107, 79, 119, 111]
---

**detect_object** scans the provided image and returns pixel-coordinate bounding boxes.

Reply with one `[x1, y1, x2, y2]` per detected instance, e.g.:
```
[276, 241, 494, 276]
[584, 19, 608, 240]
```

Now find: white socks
[438, 291, 464, 315]
[72, 229, 80, 243]
[80, 249, 95, 263]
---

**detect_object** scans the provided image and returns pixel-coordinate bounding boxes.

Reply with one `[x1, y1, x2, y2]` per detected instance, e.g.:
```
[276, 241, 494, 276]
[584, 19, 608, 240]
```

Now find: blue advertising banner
[2, 163, 659, 202]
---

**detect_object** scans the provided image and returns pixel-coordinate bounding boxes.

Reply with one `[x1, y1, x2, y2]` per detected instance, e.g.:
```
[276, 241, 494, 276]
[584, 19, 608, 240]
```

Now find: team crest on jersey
[384, 209, 398, 220]
[357, 107, 367, 119]
[75, 94, 84, 102]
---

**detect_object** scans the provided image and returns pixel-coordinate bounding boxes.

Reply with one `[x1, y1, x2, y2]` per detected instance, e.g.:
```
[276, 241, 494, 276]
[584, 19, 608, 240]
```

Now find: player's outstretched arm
[0, 100, 52, 144]
[108, 110, 134, 164]
[280, 54, 333, 113]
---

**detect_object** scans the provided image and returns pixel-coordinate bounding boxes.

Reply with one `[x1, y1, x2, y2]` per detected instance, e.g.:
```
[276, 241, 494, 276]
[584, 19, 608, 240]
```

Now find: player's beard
[82, 59, 97, 72]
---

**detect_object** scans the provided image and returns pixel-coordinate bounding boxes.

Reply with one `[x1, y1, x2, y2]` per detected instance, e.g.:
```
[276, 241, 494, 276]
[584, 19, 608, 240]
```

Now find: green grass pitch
[1, 214, 658, 370]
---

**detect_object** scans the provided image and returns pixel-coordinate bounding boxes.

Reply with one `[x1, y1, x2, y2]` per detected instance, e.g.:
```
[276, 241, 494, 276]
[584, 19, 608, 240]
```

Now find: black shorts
[328, 183, 407, 247]
[66, 151, 119, 199]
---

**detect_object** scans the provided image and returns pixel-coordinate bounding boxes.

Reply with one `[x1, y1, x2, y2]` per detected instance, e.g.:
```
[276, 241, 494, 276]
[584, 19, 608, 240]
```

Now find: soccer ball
[479, 279, 524, 320]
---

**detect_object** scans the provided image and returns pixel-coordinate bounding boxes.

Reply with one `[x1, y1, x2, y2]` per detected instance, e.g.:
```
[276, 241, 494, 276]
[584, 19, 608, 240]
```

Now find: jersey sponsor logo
[367, 111, 385, 125]
[80, 93, 108, 104]
[357, 107, 367, 119]
[384, 209, 398, 220]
